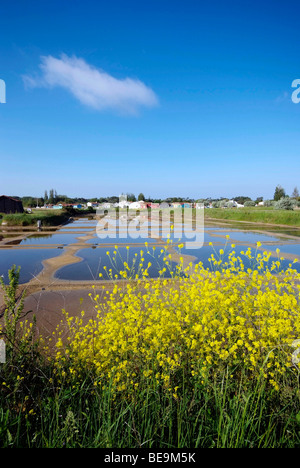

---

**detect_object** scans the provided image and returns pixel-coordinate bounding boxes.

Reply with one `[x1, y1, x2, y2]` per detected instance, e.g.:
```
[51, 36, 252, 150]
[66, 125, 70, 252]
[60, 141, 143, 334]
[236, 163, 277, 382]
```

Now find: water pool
[86, 236, 159, 245]
[0, 248, 64, 284]
[55, 246, 177, 281]
[205, 230, 287, 244]
[260, 243, 300, 257]
[19, 233, 88, 245]
[176, 243, 300, 273]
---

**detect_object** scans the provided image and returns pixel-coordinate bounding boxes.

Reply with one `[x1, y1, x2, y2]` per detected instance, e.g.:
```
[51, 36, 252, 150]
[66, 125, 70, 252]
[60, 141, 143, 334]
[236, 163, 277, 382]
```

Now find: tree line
[8, 184, 300, 208]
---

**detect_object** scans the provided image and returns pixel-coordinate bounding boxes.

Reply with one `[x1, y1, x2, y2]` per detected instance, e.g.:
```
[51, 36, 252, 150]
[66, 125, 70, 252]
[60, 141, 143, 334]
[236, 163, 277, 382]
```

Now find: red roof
[0, 195, 22, 203]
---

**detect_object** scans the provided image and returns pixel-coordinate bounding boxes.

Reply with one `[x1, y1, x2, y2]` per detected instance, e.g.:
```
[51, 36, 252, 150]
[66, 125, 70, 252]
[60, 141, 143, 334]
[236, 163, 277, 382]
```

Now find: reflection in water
[1, 218, 300, 283]
[19, 233, 87, 245]
[176, 243, 300, 273]
[211, 230, 289, 244]
[86, 236, 158, 245]
[260, 243, 300, 256]
[55, 247, 177, 281]
[0, 249, 64, 284]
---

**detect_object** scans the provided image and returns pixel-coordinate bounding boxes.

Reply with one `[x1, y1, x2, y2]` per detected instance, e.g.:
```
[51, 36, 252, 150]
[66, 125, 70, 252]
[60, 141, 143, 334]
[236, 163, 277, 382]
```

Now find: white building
[115, 200, 131, 209]
[128, 201, 146, 210]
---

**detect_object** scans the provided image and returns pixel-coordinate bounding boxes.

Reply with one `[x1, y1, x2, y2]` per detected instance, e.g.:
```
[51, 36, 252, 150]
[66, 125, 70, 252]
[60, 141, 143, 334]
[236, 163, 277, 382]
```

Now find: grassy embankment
[0, 209, 71, 227]
[205, 207, 300, 226]
[1, 245, 300, 448]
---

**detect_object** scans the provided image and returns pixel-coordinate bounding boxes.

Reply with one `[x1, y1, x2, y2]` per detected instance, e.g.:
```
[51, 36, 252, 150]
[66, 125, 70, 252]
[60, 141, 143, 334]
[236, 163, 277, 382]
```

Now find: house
[171, 202, 183, 209]
[52, 204, 63, 210]
[227, 200, 244, 208]
[0, 195, 24, 214]
[138, 201, 148, 210]
[115, 200, 130, 209]
[100, 203, 112, 209]
[231, 200, 244, 208]
[129, 201, 148, 210]
[148, 203, 160, 209]
[170, 202, 192, 208]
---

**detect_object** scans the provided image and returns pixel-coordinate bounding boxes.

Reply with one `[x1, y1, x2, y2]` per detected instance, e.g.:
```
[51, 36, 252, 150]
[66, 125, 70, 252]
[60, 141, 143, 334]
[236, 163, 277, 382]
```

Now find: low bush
[274, 197, 295, 211]
[0, 211, 70, 226]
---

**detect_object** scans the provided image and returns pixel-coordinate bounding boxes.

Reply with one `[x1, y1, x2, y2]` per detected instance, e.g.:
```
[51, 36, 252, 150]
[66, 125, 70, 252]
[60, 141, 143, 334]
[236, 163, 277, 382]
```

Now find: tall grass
[1, 364, 300, 448]
[205, 208, 300, 226]
[0, 211, 70, 226]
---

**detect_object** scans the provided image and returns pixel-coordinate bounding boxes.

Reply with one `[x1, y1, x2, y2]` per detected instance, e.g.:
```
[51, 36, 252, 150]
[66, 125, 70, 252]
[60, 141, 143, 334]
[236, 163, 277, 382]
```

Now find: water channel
[1, 217, 300, 284]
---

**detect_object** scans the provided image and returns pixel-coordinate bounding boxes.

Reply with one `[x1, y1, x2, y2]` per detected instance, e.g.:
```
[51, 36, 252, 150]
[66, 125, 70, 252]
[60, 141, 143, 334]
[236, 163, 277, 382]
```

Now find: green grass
[205, 208, 300, 226]
[0, 210, 70, 227]
[1, 360, 300, 448]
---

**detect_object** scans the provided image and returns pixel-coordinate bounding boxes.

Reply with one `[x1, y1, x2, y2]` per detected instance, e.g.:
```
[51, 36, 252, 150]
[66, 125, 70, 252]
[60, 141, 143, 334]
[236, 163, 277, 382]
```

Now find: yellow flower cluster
[52, 247, 300, 394]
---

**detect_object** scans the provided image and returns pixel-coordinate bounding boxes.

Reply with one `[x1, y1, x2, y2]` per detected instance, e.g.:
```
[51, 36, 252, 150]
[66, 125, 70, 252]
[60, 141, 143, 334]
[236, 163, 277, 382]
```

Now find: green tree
[273, 185, 286, 201]
[126, 193, 136, 202]
[138, 193, 145, 201]
[49, 189, 54, 204]
[292, 187, 299, 199]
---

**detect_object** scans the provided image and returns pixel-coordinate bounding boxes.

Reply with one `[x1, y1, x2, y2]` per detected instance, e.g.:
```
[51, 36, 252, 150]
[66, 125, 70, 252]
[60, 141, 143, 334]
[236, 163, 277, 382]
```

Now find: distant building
[0, 195, 24, 214]
[115, 200, 130, 209]
[140, 201, 149, 209]
[129, 201, 148, 210]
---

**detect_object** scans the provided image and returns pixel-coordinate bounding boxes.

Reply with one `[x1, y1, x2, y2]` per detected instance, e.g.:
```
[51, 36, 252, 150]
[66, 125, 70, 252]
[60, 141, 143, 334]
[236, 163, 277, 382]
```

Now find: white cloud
[24, 54, 159, 114]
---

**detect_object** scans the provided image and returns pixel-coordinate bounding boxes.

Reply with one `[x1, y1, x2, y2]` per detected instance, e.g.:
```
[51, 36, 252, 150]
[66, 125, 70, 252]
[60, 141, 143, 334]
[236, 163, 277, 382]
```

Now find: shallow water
[260, 243, 300, 257]
[68, 219, 99, 227]
[2, 218, 300, 283]
[19, 233, 88, 245]
[0, 248, 64, 284]
[55, 246, 176, 281]
[177, 243, 300, 273]
[86, 236, 158, 245]
[211, 230, 287, 244]
[158, 230, 223, 243]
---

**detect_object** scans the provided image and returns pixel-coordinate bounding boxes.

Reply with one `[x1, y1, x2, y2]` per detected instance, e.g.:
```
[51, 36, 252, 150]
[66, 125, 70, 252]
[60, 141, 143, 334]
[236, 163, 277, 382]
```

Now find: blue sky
[0, 0, 299, 200]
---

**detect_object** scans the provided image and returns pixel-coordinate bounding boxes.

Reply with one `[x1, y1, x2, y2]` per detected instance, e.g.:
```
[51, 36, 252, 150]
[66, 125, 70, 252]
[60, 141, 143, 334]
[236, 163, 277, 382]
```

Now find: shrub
[0, 266, 37, 359]
[274, 197, 295, 211]
[52, 245, 300, 396]
[264, 199, 274, 207]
